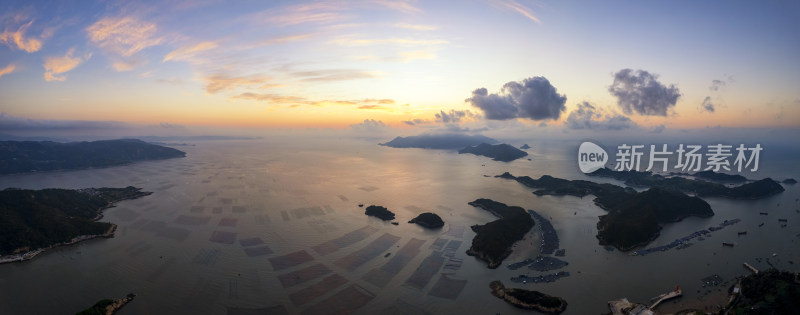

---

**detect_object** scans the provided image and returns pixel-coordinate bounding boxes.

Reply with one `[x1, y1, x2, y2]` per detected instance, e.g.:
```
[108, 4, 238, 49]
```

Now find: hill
[379, 133, 497, 150]
[458, 143, 528, 162]
[0, 139, 185, 174]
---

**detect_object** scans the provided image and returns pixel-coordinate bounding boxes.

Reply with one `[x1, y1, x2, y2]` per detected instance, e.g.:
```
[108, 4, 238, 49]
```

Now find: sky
[1, 0, 799, 135]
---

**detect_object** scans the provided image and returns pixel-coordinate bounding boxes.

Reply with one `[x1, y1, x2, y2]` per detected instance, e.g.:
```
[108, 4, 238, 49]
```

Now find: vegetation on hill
[458, 143, 528, 162]
[725, 269, 800, 314]
[364, 205, 395, 221]
[466, 199, 535, 268]
[0, 139, 185, 174]
[408, 212, 444, 228]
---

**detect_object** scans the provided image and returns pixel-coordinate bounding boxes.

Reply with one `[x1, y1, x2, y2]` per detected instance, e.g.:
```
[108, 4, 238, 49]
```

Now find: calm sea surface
[0, 137, 798, 314]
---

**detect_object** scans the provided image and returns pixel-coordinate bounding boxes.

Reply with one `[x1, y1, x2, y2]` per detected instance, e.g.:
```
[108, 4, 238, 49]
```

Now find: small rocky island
[458, 143, 528, 162]
[520, 144, 531, 149]
[408, 212, 444, 228]
[76, 293, 136, 315]
[466, 199, 535, 268]
[783, 178, 797, 184]
[379, 133, 497, 150]
[490, 281, 567, 314]
[0, 187, 151, 263]
[364, 205, 395, 221]
[0, 139, 186, 174]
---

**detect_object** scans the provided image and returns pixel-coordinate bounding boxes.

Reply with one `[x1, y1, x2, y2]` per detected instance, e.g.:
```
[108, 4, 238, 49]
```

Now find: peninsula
[496, 172, 714, 251]
[466, 198, 535, 268]
[0, 186, 151, 262]
[0, 139, 185, 174]
[490, 281, 567, 314]
[458, 143, 528, 162]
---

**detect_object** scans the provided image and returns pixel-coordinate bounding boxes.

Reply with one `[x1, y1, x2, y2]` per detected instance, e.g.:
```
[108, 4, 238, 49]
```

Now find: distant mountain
[380, 133, 497, 150]
[458, 143, 528, 162]
[519, 144, 531, 150]
[692, 170, 747, 182]
[0, 139, 185, 174]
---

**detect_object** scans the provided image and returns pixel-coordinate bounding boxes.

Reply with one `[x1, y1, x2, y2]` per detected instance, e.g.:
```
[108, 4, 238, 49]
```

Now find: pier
[649, 286, 682, 310]
[743, 262, 758, 274]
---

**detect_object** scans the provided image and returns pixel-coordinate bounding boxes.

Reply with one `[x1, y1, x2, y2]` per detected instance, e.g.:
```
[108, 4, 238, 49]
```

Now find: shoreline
[0, 223, 117, 265]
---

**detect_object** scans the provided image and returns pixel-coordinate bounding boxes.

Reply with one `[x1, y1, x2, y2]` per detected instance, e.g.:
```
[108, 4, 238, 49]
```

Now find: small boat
[778, 218, 788, 222]
[722, 242, 735, 247]
[759, 212, 768, 215]
[737, 231, 747, 235]
[390, 222, 399, 226]
[758, 223, 764, 227]
[358, 204, 364, 207]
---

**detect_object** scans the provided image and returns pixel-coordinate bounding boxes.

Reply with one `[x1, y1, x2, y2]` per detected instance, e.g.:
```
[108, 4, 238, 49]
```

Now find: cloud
[86, 16, 163, 70]
[466, 76, 567, 121]
[608, 69, 681, 116]
[700, 96, 715, 113]
[357, 105, 388, 110]
[293, 69, 374, 82]
[403, 118, 430, 126]
[43, 48, 91, 82]
[257, 2, 347, 26]
[0, 112, 127, 131]
[709, 79, 726, 91]
[398, 50, 436, 62]
[0, 19, 44, 52]
[204, 74, 271, 94]
[350, 119, 390, 132]
[394, 23, 436, 31]
[0, 64, 15, 79]
[233, 92, 308, 105]
[368, 0, 422, 13]
[435, 110, 476, 124]
[565, 102, 638, 130]
[492, 0, 541, 24]
[163, 41, 218, 62]
[329, 37, 447, 46]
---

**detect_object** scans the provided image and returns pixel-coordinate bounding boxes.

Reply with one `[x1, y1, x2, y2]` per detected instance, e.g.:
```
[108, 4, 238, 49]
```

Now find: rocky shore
[490, 281, 567, 314]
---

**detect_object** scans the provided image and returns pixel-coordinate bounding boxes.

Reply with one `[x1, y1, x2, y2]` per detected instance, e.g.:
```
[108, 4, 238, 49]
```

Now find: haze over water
[0, 135, 797, 314]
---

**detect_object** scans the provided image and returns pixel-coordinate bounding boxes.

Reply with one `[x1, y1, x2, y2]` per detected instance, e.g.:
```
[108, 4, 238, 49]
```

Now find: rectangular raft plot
[403, 251, 445, 290]
[244, 245, 273, 257]
[362, 238, 425, 288]
[312, 226, 379, 256]
[428, 274, 467, 300]
[428, 238, 448, 251]
[289, 274, 348, 306]
[291, 206, 325, 220]
[190, 206, 205, 213]
[233, 206, 247, 213]
[270, 250, 315, 271]
[209, 230, 237, 244]
[444, 225, 465, 238]
[219, 217, 239, 227]
[156, 226, 191, 242]
[278, 263, 332, 288]
[301, 284, 375, 315]
[239, 237, 264, 247]
[254, 214, 271, 225]
[146, 257, 176, 282]
[333, 233, 401, 272]
[442, 258, 464, 274]
[175, 215, 212, 226]
[220, 198, 234, 205]
[212, 207, 223, 214]
[443, 240, 462, 257]
[281, 211, 291, 221]
[192, 249, 221, 266]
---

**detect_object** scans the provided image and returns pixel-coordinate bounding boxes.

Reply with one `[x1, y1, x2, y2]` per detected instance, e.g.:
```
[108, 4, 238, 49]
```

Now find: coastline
[0, 223, 117, 265]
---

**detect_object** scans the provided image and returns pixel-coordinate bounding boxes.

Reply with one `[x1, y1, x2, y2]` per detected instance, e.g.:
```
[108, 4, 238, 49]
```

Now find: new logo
[578, 141, 608, 173]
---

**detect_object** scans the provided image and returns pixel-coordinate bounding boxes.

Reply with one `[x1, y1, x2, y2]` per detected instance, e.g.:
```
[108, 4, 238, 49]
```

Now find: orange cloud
[43, 48, 91, 82]
[86, 16, 163, 57]
[394, 23, 437, 31]
[329, 36, 447, 46]
[493, 0, 541, 24]
[163, 41, 218, 62]
[204, 74, 272, 94]
[0, 19, 43, 52]
[0, 64, 16, 79]
[368, 0, 422, 14]
[258, 2, 347, 26]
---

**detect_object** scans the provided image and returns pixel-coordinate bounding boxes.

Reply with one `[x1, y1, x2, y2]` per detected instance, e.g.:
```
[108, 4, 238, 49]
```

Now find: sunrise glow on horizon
[1, 1, 799, 132]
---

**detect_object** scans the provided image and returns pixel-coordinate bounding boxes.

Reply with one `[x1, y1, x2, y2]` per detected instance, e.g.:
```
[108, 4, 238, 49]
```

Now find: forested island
[490, 281, 567, 314]
[408, 212, 444, 228]
[364, 205, 395, 221]
[458, 143, 528, 162]
[0, 139, 185, 174]
[466, 198, 535, 268]
[723, 269, 800, 314]
[0, 187, 151, 262]
[379, 133, 497, 150]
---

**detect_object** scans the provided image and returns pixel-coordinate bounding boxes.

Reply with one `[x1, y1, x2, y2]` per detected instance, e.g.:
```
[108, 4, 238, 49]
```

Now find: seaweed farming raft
[527, 210, 559, 255]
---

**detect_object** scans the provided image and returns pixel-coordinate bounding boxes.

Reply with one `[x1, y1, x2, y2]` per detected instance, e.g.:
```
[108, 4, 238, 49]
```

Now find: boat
[737, 231, 747, 235]
[722, 242, 735, 247]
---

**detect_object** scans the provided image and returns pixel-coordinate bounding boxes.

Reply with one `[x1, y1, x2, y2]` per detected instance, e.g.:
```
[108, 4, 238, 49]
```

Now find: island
[458, 143, 528, 162]
[588, 168, 784, 199]
[520, 144, 531, 149]
[691, 170, 747, 182]
[466, 198, 535, 268]
[0, 186, 151, 263]
[490, 281, 567, 314]
[722, 268, 800, 314]
[364, 205, 395, 221]
[783, 178, 797, 184]
[379, 133, 497, 150]
[76, 293, 136, 315]
[496, 172, 715, 251]
[0, 139, 186, 174]
[408, 212, 444, 228]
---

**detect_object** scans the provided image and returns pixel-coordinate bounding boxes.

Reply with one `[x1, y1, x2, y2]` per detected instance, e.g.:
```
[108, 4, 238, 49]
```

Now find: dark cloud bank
[466, 76, 566, 121]
[565, 102, 638, 130]
[608, 69, 681, 116]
